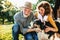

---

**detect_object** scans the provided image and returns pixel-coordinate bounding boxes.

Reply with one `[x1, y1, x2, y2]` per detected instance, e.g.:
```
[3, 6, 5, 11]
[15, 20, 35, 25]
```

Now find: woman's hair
[37, 1, 52, 15]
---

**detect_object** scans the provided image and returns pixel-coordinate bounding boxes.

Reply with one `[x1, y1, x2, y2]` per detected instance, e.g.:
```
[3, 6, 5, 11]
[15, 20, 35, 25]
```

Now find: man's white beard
[23, 13, 30, 18]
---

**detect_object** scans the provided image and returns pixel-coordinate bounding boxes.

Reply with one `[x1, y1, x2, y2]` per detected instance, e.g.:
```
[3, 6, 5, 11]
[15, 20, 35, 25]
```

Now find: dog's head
[33, 20, 46, 30]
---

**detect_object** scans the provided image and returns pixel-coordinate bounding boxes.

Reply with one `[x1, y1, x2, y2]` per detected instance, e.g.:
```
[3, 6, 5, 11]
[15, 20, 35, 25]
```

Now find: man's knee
[24, 33, 33, 40]
[26, 35, 32, 39]
[12, 23, 20, 33]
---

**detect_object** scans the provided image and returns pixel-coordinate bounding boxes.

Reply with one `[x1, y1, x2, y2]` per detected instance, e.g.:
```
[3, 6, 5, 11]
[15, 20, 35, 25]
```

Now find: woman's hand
[44, 26, 53, 32]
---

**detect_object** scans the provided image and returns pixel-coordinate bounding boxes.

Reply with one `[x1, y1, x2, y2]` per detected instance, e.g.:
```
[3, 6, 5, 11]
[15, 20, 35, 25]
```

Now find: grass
[0, 24, 23, 40]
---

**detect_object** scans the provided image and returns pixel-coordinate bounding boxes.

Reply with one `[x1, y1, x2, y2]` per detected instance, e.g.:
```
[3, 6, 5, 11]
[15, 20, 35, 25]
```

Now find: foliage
[32, 0, 55, 11]
[0, 0, 18, 24]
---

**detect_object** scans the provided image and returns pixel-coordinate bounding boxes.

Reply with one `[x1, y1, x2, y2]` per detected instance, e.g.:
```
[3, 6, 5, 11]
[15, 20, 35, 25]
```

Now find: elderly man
[12, 2, 40, 40]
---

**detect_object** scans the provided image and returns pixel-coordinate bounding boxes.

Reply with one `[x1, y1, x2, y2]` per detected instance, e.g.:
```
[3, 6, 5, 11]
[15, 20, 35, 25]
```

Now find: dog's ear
[33, 20, 41, 28]
[45, 22, 53, 28]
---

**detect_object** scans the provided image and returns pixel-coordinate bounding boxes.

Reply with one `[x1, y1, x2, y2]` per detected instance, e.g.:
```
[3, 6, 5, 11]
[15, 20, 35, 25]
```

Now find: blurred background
[0, 0, 60, 40]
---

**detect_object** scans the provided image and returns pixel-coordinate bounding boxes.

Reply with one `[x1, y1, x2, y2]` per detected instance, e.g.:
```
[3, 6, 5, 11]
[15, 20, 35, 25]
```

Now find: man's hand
[33, 24, 41, 32]
[34, 28, 41, 32]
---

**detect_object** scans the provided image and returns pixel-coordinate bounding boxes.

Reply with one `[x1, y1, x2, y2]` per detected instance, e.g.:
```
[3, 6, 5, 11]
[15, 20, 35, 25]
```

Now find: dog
[33, 20, 56, 40]
[29, 20, 60, 40]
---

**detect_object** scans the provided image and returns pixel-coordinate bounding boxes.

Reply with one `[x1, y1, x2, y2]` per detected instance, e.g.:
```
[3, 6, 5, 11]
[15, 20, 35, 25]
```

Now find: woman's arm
[47, 15, 58, 32]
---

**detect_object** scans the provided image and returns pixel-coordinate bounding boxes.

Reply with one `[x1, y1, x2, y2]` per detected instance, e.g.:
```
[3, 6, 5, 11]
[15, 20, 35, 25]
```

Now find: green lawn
[0, 24, 23, 40]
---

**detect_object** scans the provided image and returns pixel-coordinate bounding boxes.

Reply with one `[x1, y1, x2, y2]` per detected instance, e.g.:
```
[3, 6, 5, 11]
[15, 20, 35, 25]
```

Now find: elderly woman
[34, 1, 58, 39]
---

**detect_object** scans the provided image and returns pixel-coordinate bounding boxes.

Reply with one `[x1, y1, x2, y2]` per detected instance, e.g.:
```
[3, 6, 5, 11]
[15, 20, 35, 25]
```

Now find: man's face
[24, 8, 31, 16]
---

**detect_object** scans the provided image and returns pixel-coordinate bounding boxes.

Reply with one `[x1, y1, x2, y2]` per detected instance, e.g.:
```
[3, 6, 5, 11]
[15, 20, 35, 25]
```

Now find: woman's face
[39, 7, 45, 16]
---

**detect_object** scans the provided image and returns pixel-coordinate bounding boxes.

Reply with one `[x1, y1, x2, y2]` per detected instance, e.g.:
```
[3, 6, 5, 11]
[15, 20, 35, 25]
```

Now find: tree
[0, 0, 17, 24]
[53, 0, 60, 19]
